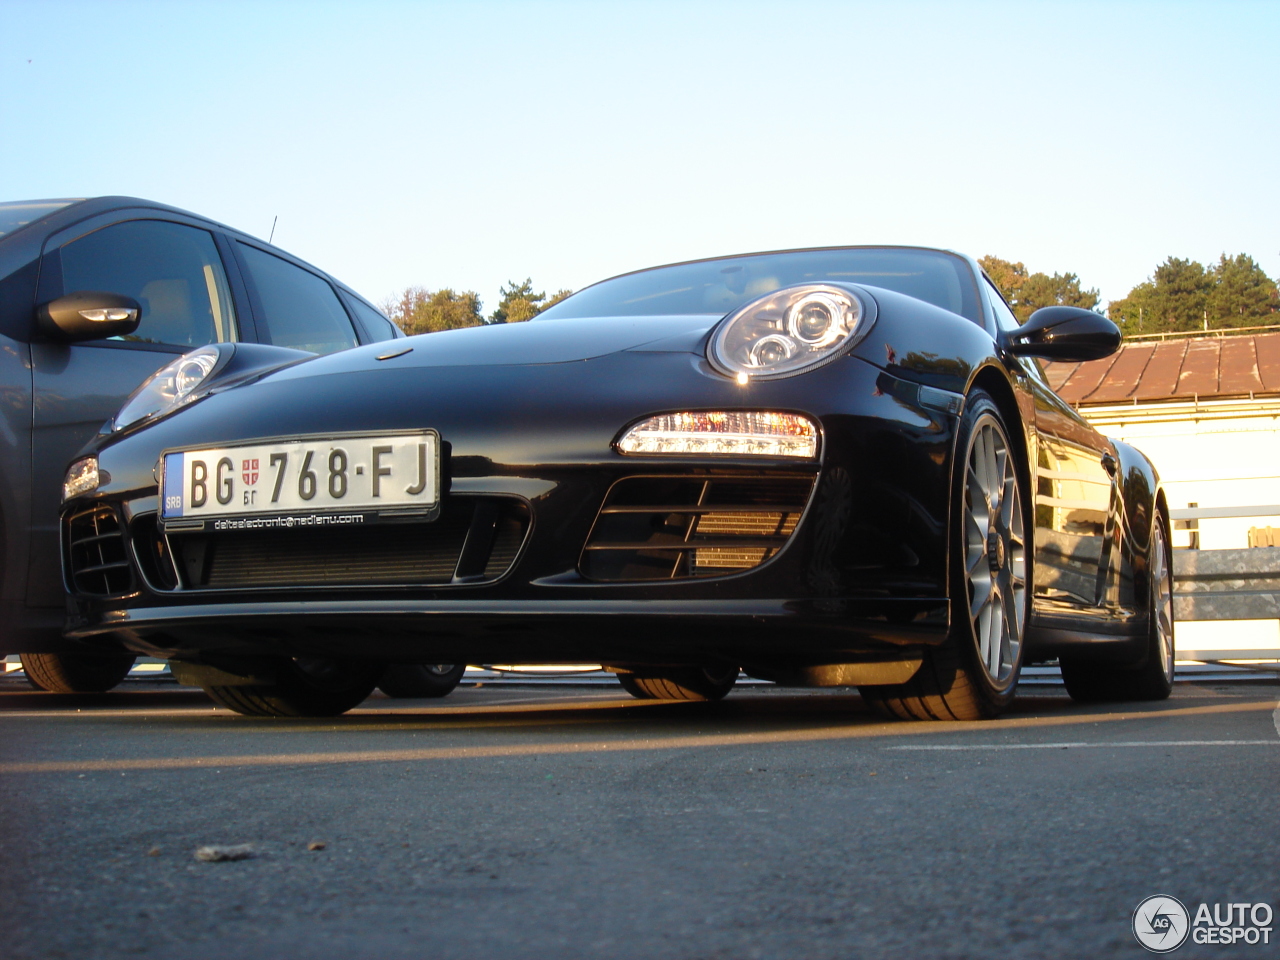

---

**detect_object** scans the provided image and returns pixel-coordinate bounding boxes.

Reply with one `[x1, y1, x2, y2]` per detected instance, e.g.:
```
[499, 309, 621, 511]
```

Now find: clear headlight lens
[112, 346, 221, 431]
[63, 457, 99, 502]
[617, 411, 818, 458]
[709, 283, 873, 380]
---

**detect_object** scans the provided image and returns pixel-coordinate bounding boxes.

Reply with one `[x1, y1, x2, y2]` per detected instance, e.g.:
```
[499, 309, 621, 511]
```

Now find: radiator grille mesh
[170, 497, 527, 590]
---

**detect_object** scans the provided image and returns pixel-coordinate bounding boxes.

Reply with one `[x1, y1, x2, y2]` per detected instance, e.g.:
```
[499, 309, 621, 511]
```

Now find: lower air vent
[169, 497, 528, 589]
[484, 510, 528, 579]
[65, 504, 134, 597]
[131, 514, 179, 591]
[580, 475, 814, 581]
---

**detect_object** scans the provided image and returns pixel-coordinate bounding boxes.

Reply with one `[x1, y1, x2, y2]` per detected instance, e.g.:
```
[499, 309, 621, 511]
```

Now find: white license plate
[160, 431, 439, 525]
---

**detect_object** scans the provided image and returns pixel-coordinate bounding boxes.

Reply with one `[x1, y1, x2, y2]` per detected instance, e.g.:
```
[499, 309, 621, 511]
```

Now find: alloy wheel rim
[292, 657, 355, 691]
[963, 415, 1026, 685]
[701, 665, 738, 686]
[1151, 521, 1175, 681]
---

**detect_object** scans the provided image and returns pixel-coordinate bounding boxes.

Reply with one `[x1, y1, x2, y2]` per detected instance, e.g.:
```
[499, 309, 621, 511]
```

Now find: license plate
[160, 431, 439, 525]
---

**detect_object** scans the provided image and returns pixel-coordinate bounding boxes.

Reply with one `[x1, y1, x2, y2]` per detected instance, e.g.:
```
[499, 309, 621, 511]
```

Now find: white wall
[1082, 399, 1280, 658]
[1084, 401, 1280, 550]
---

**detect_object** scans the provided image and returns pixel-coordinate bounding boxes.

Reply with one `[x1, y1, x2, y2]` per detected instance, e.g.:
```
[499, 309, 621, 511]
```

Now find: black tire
[616, 666, 739, 701]
[377, 663, 466, 699]
[21, 651, 137, 693]
[1061, 506, 1175, 702]
[859, 390, 1029, 721]
[201, 658, 382, 717]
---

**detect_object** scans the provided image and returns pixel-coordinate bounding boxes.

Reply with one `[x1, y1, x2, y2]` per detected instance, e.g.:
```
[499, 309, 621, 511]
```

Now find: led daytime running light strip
[617, 412, 818, 458]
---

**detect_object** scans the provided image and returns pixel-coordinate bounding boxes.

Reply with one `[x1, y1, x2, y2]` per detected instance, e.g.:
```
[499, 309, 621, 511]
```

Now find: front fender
[849, 286, 994, 394]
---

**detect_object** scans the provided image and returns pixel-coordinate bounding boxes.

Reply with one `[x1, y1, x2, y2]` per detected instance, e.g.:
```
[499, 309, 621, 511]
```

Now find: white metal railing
[1124, 323, 1280, 342]
[1170, 505, 1280, 520]
[1170, 504, 1280, 670]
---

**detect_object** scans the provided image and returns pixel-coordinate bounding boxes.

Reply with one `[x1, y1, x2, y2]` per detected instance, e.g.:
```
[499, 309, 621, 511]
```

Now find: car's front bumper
[66, 594, 949, 666]
[63, 352, 960, 669]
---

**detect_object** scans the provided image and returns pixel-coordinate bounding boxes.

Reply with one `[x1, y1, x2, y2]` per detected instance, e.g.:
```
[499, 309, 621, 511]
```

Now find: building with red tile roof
[1044, 327, 1280, 406]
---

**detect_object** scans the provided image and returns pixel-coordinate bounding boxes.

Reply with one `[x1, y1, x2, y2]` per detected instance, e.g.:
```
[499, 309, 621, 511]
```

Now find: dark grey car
[0, 197, 401, 691]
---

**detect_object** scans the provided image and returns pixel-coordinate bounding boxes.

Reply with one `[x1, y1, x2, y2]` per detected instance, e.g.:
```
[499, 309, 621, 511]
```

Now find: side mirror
[38, 291, 142, 342]
[1003, 306, 1120, 362]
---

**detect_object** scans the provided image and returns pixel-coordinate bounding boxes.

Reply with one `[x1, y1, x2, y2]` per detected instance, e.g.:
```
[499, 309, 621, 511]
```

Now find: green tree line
[382, 278, 572, 336]
[979, 255, 1101, 322]
[1107, 254, 1278, 335]
[981, 252, 1278, 337]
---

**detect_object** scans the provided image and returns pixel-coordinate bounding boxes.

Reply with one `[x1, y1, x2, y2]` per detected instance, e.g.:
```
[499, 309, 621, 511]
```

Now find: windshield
[0, 199, 81, 239]
[540, 247, 982, 324]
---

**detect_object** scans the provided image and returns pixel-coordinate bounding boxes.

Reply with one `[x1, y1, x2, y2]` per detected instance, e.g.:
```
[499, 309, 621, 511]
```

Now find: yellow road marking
[0, 699, 1273, 774]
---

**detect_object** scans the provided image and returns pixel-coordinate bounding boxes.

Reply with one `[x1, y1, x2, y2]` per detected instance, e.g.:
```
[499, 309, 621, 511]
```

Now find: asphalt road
[2, 678, 1277, 960]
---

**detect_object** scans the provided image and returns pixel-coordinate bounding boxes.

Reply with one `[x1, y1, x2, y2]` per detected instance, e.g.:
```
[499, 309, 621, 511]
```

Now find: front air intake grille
[131, 514, 179, 592]
[484, 510, 528, 579]
[65, 504, 134, 597]
[580, 474, 814, 581]
[169, 497, 528, 590]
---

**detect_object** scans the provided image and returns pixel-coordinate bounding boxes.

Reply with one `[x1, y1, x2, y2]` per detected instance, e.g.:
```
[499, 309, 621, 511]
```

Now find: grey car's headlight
[112, 346, 221, 432]
[708, 283, 875, 381]
[63, 456, 99, 502]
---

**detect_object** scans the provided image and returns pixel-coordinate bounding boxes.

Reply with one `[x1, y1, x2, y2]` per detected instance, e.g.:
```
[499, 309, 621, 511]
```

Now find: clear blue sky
[2, 0, 1276, 313]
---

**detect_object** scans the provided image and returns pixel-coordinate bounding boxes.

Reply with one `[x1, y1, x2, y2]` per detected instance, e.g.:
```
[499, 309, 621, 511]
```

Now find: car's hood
[266, 314, 719, 385]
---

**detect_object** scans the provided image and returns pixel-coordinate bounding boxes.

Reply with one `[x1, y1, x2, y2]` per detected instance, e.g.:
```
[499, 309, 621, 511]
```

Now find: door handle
[1101, 452, 1118, 477]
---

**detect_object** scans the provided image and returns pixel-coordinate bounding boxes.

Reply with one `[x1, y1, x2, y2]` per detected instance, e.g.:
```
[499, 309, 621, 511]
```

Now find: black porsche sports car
[60, 246, 1174, 719]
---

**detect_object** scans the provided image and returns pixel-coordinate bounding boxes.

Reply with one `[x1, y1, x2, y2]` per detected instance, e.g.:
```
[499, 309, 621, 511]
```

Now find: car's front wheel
[860, 391, 1029, 721]
[21, 651, 137, 694]
[377, 663, 466, 699]
[616, 666, 739, 701]
[1060, 506, 1175, 702]
[198, 658, 382, 717]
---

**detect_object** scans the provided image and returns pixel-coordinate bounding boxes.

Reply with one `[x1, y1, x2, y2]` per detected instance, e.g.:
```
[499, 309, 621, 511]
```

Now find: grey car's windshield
[539, 247, 983, 324]
[0, 199, 80, 239]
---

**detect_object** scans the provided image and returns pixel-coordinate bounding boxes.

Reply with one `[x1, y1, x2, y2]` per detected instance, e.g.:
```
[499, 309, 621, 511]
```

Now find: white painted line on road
[887, 740, 1280, 751]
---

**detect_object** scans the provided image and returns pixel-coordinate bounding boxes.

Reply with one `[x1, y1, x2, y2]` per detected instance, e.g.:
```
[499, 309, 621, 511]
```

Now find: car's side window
[58, 220, 238, 347]
[343, 294, 399, 342]
[985, 277, 1054, 382]
[236, 243, 358, 355]
[984, 278, 1022, 334]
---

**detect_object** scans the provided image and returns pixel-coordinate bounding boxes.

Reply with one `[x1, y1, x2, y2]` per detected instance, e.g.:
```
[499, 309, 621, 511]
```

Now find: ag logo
[1133, 895, 1190, 953]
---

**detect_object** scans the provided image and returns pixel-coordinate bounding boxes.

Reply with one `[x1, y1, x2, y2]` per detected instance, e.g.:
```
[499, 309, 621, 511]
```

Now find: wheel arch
[1152, 473, 1172, 593]
[1108, 438, 1167, 617]
[946, 363, 1033, 626]
[1112, 438, 1164, 558]
[962, 363, 1035, 535]
[1155, 486, 1170, 537]
[967, 365, 1030, 478]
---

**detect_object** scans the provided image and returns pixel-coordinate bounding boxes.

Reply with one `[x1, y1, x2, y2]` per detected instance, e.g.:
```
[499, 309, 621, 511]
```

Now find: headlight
[112, 346, 221, 432]
[63, 457, 99, 501]
[708, 283, 874, 380]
